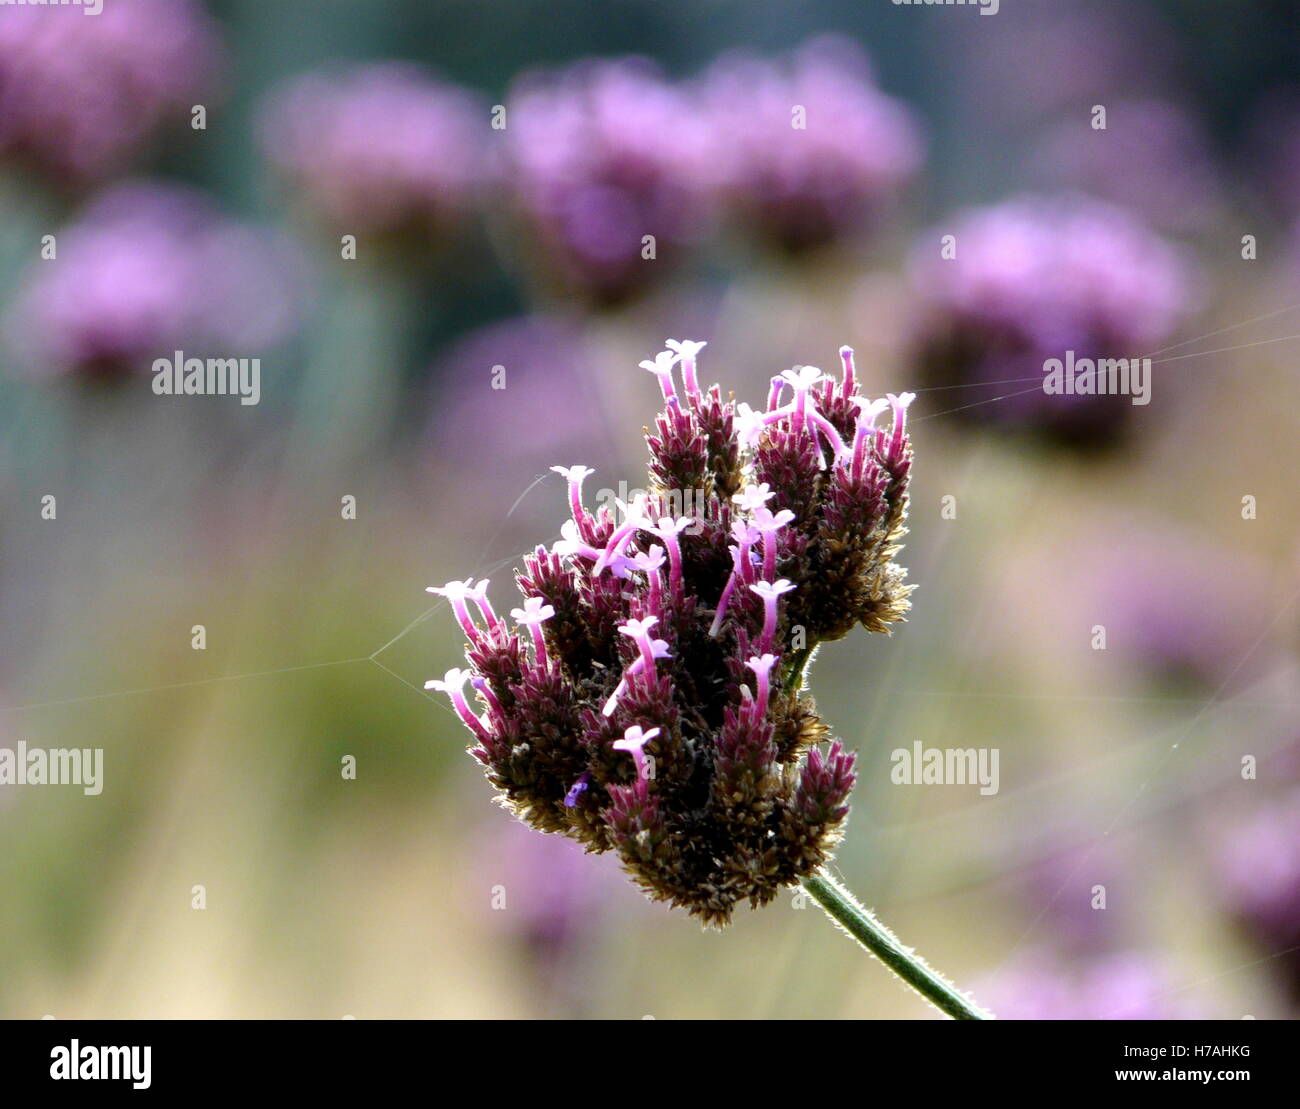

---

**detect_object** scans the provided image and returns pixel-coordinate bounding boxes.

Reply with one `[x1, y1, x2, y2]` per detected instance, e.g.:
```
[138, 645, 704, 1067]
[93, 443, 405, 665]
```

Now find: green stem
[785, 642, 818, 691]
[802, 869, 993, 1020]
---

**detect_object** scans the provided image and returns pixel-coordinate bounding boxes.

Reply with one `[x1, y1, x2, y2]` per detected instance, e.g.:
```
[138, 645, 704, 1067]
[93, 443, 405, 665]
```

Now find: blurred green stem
[802, 869, 993, 1020]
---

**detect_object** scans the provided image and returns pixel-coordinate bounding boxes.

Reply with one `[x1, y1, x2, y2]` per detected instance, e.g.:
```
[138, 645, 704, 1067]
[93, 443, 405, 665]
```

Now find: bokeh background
[1, 0, 1298, 1019]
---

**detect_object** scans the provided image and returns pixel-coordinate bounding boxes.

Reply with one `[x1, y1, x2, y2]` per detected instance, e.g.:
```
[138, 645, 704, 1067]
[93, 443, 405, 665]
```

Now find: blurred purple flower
[907, 195, 1197, 444]
[477, 817, 622, 956]
[1031, 99, 1223, 232]
[504, 57, 713, 304]
[1214, 788, 1300, 998]
[259, 62, 490, 238]
[984, 950, 1196, 1020]
[6, 181, 301, 380]
[697, 37, 921, 254]
[427, 316, 618, 487]
[1075, 524, 1274, 690]
[1018, 843, 1128, 955]
[0, 0, 224, 183]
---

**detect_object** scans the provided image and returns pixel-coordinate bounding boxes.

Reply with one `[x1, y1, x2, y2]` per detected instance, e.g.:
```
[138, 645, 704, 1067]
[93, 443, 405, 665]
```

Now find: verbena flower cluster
[906, 194, 1194, 444]
[0, 0, 224, 183]
[505, 39, 920, 300]
[6, 182, 300, 380]
[250, 37, 918, 301]
[259, 62, 490, 239]
[428, 342, 914, 924]
[505, 58, 714, 303]
[697, 37, 921, 254]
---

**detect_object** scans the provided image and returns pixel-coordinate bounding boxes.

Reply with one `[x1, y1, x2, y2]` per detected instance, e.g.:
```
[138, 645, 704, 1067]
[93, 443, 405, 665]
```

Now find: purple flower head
[550, 465, 596, 524]
[512, 596, 555, 626]
[429, 318, 617, 501]
[426, 579, 483, 643]
[732, 483, 774, 513]
[600, 635, 671, 719]
[744, 653, 779, 718]
[632, 545, 666, 574]
[0, 0, 225, 183]
[697, 36, 922, 254]
[5, 181, 300, 380]
[907, 194, 1197, 445]
[781, 363, 826, 391]
[665, 339, 708, 360]
[618, 616, 663, 676]
[554, 520, 599, 563]
[648, 515, 693, 601]
[563, 773, 591, 809]
[730, 520, 761, 563]
[612, 725, 660, 781]
[592, 493, 651, 577]
[751, 578, 797, 654]
[464, 578, 501, 632]
[424, 667, 488, 741]
[1016, 841, 1132, 955]
[259, 62, 490, 239]
[476, 815, 624, 957]
[665, 339, 707, 403]
[638, 351, 679, 405]
[429, 340, 913, 925]
[504, 57, 714, 305]
[733, 404, 769, 450]
[511, 597, 556, 663]
[631, 544, 667, 610]
[1074, 523, 1275, 690]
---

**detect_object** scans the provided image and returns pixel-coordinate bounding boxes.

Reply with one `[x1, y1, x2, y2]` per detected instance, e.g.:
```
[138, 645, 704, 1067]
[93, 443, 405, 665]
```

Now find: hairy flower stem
[802, 869, 993, 1020]
[785, 643, 819, 691]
